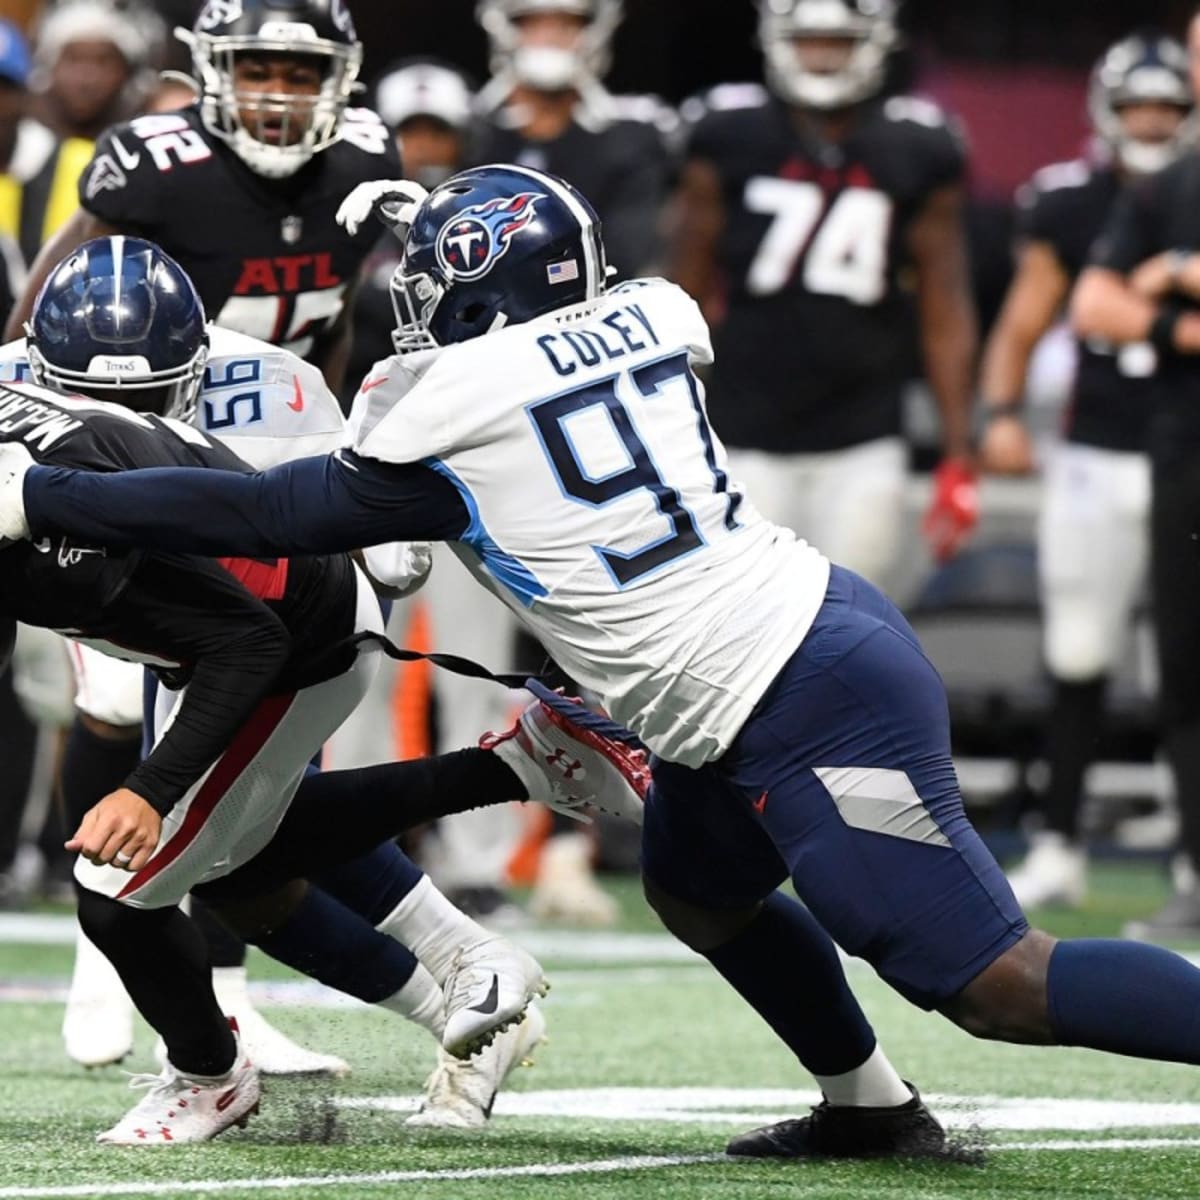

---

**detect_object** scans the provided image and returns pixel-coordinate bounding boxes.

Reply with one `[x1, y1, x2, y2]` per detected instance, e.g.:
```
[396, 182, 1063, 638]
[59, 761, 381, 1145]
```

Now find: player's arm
[2, 209, 121, 341]
[664, 158, 725, 319]
[977, 240, 1070, 474]
[21, 450, 469, 558]
[68, 552, 292, 870]
[601, 131, 671, 279]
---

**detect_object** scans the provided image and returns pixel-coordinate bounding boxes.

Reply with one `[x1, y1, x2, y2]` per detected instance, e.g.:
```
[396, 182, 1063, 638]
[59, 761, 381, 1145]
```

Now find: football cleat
[529, 831, 619, 927]
[726, 1084, 976, 1162]
[441, 935, 548, 1060]
[1006, 832, 1087, 910]
[482, 685, 649, 825]
[406, 1003, 546, 1130]
[97, 1020, 260, 1145]
[62, 924, 135, 1068]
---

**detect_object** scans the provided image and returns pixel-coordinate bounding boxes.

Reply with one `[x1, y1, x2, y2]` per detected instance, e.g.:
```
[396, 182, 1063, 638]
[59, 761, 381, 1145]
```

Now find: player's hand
[1131, 252, 1200, 301]
[0, 442, 34, 543]
[336, 179, 430, 237]
[978, 414, 1035, 475]
[360, 540, 434, 598]
[66, 788, 161, 872]
[922, 458, 979, 563]
[1172, 312, 1200, 353]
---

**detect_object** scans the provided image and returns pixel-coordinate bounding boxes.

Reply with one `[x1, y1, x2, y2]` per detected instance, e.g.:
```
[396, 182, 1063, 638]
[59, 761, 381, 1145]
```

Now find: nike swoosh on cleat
[215, 1086, 240, 1113]
[468, 973, 500, 1015]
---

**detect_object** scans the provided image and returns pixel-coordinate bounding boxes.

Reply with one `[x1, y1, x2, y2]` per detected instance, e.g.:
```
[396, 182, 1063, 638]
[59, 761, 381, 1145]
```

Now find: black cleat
[726, 1084, 975, 1162]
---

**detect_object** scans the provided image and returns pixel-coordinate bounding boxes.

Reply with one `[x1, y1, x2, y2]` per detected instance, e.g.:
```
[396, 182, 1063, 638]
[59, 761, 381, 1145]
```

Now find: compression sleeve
[24, 451, 470, 557]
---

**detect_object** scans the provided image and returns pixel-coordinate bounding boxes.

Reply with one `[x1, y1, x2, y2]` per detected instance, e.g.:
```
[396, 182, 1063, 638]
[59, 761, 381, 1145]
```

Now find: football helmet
[389, 163, 608, 353]
[476, 0, 622, 94]
[1089, 32, 1194, 176]
[26, 237, 210, 424]
[178, 0, 363, 179]
[759, 0, 898, 111]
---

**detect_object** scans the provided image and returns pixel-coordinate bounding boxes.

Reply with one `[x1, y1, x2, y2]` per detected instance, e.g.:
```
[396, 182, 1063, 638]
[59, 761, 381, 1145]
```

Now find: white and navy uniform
[1016, 160, 1153, 681]
[24, 277, 1028, 1003]
[0, 380, 383, 908]
[0, 326, 382, 727]
[678, 85, 968, 584]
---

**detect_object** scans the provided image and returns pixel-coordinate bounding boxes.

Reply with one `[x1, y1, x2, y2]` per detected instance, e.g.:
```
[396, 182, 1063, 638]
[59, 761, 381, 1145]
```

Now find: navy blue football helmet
[27, 237, 210, 423]
[390, 163, 609, 352]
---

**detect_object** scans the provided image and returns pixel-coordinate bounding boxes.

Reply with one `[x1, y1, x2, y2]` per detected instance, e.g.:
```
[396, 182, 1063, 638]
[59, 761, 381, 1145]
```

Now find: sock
[376, 874, 491, 985]
[704, 893, 903, 1095]
[310, 841, 424, 926]
[190, 894, 247, 969]
[1044, 677, 1106, 839]
[814, 1043, 912, 1108]
[250, 884, 421, 1005]
[1164, 720, 1200, 874]
[59, 716, 142, 829]
[378, 963, 446, 1038]
[76, 886, 234, 1076]
[1048, 939, 1200, 1061]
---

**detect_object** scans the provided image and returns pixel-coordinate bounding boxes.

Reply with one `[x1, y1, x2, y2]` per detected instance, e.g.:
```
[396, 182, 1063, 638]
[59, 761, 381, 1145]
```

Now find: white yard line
[0, 1154, 724, 1199]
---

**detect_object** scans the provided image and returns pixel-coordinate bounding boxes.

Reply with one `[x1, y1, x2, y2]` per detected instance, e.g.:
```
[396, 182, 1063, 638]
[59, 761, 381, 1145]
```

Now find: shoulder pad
[1027, 159, 1094, 196]
[609, 93, 680, 138]
[684, 83, 769, 121]
[882, 95, 951, 129]
[337, 107, 395, 160]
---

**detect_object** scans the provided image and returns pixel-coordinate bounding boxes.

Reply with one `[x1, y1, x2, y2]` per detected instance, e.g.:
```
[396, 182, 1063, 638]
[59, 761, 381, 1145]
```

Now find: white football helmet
[759, 0, 898, 111]
[476, 0, 622, 94]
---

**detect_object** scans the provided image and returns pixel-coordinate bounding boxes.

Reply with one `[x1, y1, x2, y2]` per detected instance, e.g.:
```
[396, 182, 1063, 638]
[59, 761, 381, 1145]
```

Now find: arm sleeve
[1089, 180, 1162, 273]
[25, 451, 471, 557]
[104, 554, 293, 815]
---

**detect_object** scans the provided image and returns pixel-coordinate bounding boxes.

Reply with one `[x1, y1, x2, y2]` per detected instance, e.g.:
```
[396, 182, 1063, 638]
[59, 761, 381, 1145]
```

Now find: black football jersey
[1091, 152, 1200, 445]
[684, 85, 966, 453]
[470, 96, 674, 281]
[1017, 160, 1151, 451]
[78, 106, 401, 366]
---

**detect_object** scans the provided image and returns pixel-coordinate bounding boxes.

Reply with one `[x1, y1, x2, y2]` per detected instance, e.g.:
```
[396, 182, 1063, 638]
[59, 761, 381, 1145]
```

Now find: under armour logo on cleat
[546, 748, 584, 779]
[469, 973, 500, 1015]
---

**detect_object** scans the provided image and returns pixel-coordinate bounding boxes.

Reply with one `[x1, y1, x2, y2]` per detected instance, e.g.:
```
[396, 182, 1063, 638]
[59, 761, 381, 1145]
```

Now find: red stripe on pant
[118, 691, 296, 900]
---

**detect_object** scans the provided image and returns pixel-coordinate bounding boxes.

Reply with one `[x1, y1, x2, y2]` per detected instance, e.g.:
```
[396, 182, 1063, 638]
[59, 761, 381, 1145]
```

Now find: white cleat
[529, 832, 619, 927]
[98, 1023, 260, 1145]
[441, 936, 548, 1060]
[1007, 831, 1087, 909]
[406, 1003, 547, 1130]
[482, 687, 649, 825]
[63, 924, 135, 1069]
[154, 1001, 350, 1078]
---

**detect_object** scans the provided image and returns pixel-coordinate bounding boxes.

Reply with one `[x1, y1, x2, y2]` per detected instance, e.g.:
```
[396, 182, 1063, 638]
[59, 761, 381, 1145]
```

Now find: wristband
[982, 399, 1023, 422]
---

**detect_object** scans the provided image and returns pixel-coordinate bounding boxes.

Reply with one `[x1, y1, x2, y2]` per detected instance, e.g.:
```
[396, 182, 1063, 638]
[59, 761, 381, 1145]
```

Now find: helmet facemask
[759, 0, 897, 111]
[179, 26, 362, 178]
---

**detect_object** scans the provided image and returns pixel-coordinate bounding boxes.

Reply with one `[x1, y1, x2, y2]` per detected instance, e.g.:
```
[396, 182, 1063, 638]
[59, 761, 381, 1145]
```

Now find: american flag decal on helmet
[435, 192, 546, 282]
[547, 259, 580, 284]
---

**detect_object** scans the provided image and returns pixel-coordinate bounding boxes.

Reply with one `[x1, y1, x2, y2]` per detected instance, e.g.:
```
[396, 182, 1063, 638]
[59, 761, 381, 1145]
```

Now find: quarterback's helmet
[759, 0, 898, 111]
[178, 0, 363, 179]
[27, 237, 210, 424]
[390, 163, 608, 353]
[1089, 33, 1194, 176]
[476, 0, 622, 94]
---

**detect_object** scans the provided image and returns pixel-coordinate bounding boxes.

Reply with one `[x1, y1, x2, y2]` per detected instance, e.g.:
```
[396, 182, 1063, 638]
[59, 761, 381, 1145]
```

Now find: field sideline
[2, 867, 1199, 1200]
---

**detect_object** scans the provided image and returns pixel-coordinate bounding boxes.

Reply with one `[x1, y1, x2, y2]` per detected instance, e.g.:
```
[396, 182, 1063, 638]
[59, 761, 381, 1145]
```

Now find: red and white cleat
[482, 689, 649, 825]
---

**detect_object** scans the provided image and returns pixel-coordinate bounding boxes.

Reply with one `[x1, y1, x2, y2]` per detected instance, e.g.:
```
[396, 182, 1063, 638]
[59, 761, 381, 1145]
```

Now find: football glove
[0, 442, 34, 543]
[335, 180, 430, 238]
[361, 540, 434, 597]
[922, 458, 978, 563]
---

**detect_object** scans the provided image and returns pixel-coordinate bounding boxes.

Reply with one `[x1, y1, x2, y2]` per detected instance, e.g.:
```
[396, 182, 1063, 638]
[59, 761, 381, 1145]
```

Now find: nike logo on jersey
[30, 538, 51, 554]
[360, 375, 388, 394]
[287, 376, 304, 412]
[752, 791, 768, 814]
[468, 974, 500, 1015]
[110, 134, 141, 170]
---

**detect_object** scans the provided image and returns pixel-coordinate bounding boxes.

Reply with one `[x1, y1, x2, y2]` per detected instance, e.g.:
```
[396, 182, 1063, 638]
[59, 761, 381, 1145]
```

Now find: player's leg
[1008, 444, 1150, 908]
[640, 756, 942, 1161]
[806, 437, 909, 589]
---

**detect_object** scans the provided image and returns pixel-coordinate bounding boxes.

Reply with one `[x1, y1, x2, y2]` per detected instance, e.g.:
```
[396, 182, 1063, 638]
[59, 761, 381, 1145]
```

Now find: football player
[668, 0, 977, 585]
[0, 372, 646, 1144]
[21, 165, 1200, 1159]
[978, 34, 1194, 908]
[0, 234, 583, 1130]
[1, 0, 400, 1073]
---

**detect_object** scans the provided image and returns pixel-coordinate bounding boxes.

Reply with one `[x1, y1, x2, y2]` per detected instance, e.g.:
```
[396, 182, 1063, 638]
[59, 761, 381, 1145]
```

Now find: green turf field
[2, 864, 1199, 1200]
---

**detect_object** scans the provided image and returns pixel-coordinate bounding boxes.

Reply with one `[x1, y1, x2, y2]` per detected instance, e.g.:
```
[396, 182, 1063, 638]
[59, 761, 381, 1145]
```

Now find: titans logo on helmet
[435, 192, 545, 282]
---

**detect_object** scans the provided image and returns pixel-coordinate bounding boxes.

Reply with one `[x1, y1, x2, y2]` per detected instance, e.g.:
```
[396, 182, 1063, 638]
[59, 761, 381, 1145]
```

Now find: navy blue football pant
[642, 564, 1028, 1009]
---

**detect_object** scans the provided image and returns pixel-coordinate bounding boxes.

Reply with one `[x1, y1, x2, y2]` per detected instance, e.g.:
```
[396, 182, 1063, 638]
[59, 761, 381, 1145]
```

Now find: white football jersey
[0, 326, 347, 470]
[347, 280, 831, 765]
